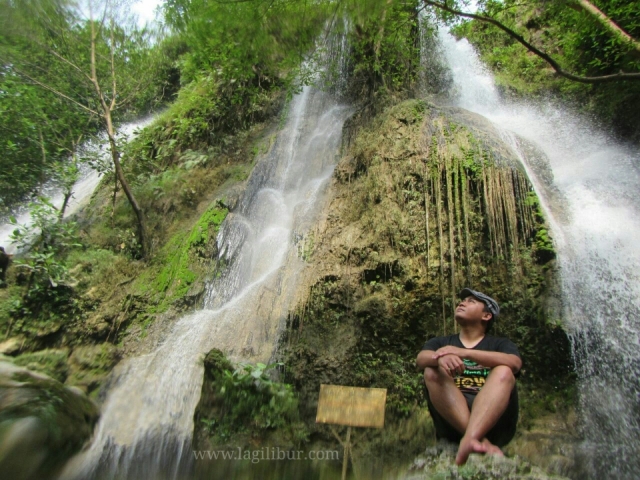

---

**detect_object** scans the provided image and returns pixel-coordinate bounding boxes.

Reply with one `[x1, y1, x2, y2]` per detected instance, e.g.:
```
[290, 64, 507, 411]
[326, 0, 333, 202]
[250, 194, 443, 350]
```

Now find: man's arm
[416, 350, 438, 370]
[417, 350, 465, 377]
[432, 346, 522, 374]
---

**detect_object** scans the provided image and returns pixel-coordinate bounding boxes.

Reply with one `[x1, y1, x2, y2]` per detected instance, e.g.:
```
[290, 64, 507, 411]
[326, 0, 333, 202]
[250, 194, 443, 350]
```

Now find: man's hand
[433, 346, 466, 377]
[437, 353, 465, 378]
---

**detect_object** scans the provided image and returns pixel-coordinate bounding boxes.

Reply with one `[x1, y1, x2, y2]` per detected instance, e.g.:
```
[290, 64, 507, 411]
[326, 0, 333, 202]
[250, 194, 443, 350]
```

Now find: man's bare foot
[481, 438, 504, 456]
[455, 436, 487, 465]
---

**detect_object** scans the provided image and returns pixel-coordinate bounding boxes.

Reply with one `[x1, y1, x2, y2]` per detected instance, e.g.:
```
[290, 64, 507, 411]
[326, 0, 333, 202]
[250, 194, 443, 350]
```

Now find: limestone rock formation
[281, 99, 575, 470]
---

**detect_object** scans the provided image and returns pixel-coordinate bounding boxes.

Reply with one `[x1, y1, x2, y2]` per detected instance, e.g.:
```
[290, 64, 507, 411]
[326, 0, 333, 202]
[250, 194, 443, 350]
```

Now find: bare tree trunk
[59, 191, 72, 221]
[59, 139, 80, 220]
[88, 5, 148, 257]
[105, 112, 149, 256]
[111, 171, 118, 225]
[38, 129, 47, 194]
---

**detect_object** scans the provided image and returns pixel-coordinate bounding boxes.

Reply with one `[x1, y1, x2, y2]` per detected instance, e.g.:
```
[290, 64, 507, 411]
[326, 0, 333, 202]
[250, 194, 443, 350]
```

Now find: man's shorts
[424, 383, 519, 447]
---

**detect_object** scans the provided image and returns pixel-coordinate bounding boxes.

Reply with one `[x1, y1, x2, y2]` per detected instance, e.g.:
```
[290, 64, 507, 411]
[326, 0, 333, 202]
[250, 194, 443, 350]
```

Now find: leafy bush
[347, 0, 423, 101]
[9, 199, 81, 307]
[202, 360, 304, 442]
[3, 199, 84, 338]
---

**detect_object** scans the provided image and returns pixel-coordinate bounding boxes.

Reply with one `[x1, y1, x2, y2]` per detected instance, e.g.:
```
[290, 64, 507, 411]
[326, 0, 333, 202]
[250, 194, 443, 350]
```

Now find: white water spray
[438, 29, 640, 479]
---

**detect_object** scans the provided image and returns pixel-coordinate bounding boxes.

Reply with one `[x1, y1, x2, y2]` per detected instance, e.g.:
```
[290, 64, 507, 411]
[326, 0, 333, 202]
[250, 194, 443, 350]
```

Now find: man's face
[454, 296, 492, 325]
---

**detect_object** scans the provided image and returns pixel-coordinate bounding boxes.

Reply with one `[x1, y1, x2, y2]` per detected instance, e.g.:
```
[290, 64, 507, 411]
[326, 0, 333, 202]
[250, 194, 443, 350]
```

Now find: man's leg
[455, 365, 515, 465]
[423, 366, 470, 435]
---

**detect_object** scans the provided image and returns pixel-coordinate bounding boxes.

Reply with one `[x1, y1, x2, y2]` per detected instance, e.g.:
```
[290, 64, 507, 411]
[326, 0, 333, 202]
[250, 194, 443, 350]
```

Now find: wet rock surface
[0, 361, 99, 480]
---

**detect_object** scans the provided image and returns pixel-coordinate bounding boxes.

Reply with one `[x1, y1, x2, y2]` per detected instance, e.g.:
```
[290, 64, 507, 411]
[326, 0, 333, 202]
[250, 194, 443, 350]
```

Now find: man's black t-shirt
[422, 334, 521, 395]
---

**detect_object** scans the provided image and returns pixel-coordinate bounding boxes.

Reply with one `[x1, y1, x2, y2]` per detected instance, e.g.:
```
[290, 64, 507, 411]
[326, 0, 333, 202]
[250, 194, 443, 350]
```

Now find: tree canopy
[425, 0, 640, 83]
[2, 0, 639, 216]
[0, 0, 161, 216]
[435, 0, 640, 140]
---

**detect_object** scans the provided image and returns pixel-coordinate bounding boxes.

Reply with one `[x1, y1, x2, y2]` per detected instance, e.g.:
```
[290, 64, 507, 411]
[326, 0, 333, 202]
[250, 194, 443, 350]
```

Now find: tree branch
[88, 4, 110, 117]
[575, 0, 640, 55]
[114, 77, 146, 110]
[46, 48, 94, 84]
[5, 63, 99, 115]
[109, 18, 117, 111]
[423, 0, 640, 83]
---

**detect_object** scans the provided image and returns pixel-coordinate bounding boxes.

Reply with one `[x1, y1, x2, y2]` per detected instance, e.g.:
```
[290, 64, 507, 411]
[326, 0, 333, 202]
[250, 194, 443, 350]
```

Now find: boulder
[0, 337, 25, 355]
[0, 361, 99, 480]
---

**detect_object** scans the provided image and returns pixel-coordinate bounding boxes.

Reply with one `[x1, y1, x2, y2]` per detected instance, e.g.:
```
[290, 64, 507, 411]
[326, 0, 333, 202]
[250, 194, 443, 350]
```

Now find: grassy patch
[13, 349, 70, 383]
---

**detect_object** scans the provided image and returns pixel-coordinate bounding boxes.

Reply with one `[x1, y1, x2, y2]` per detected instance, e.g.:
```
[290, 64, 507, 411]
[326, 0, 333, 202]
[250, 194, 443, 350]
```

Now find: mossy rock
[66, 343, 120, 394]
[203, 348, 234, 379]
[13, 349, 70, 383]
[0, 361, 99, 480]
[134, 204, 228, 314]
[194, 349, 238, 446]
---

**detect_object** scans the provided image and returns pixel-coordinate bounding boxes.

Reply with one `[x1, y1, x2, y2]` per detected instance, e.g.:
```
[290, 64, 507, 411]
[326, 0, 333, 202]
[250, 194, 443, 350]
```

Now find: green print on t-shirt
[455, 358, 491, 395]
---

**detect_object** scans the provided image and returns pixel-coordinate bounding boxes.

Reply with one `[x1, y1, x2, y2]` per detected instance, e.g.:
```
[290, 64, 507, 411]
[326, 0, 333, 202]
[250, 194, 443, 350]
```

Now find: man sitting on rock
[416, 288, 521, 465]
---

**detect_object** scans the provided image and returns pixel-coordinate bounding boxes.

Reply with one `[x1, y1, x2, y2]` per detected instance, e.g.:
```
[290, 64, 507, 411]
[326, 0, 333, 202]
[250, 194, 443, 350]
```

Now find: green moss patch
[135, 204, 228, 314]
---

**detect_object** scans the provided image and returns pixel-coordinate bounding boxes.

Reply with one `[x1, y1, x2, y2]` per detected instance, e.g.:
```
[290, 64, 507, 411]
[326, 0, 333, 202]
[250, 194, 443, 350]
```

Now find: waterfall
[0, 116, 155, 254]
[61, 76, 351, 478]
[436, 29, 640, 479]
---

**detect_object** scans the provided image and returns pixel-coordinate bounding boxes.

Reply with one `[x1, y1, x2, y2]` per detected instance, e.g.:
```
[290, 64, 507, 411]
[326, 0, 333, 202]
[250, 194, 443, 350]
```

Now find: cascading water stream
[61, 70, 351, 479]
[0, 116, 155, 253]
[436, 28, 640, 479]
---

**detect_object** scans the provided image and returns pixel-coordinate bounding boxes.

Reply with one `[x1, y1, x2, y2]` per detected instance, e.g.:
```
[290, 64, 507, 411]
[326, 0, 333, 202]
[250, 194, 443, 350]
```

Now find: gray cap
[459, 288, 500, 319]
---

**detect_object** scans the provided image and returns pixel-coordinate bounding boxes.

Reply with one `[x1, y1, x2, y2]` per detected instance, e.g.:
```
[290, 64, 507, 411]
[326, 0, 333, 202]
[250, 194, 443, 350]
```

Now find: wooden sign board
[316, 384, 387, 428]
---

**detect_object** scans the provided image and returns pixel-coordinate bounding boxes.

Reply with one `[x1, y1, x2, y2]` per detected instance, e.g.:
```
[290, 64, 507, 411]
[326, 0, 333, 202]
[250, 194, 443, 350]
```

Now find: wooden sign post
[316, 385, 387, 480]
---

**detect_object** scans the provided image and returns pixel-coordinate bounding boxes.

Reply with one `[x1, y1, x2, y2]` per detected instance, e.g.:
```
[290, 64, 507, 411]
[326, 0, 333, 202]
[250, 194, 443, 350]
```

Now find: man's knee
[489, 365, 515, 386]
[424, 366, 447, 386]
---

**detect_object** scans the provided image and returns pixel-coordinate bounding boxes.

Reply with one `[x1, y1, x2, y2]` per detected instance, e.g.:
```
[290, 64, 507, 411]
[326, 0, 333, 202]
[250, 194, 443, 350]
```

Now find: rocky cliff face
[278, 99, 575, 469]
